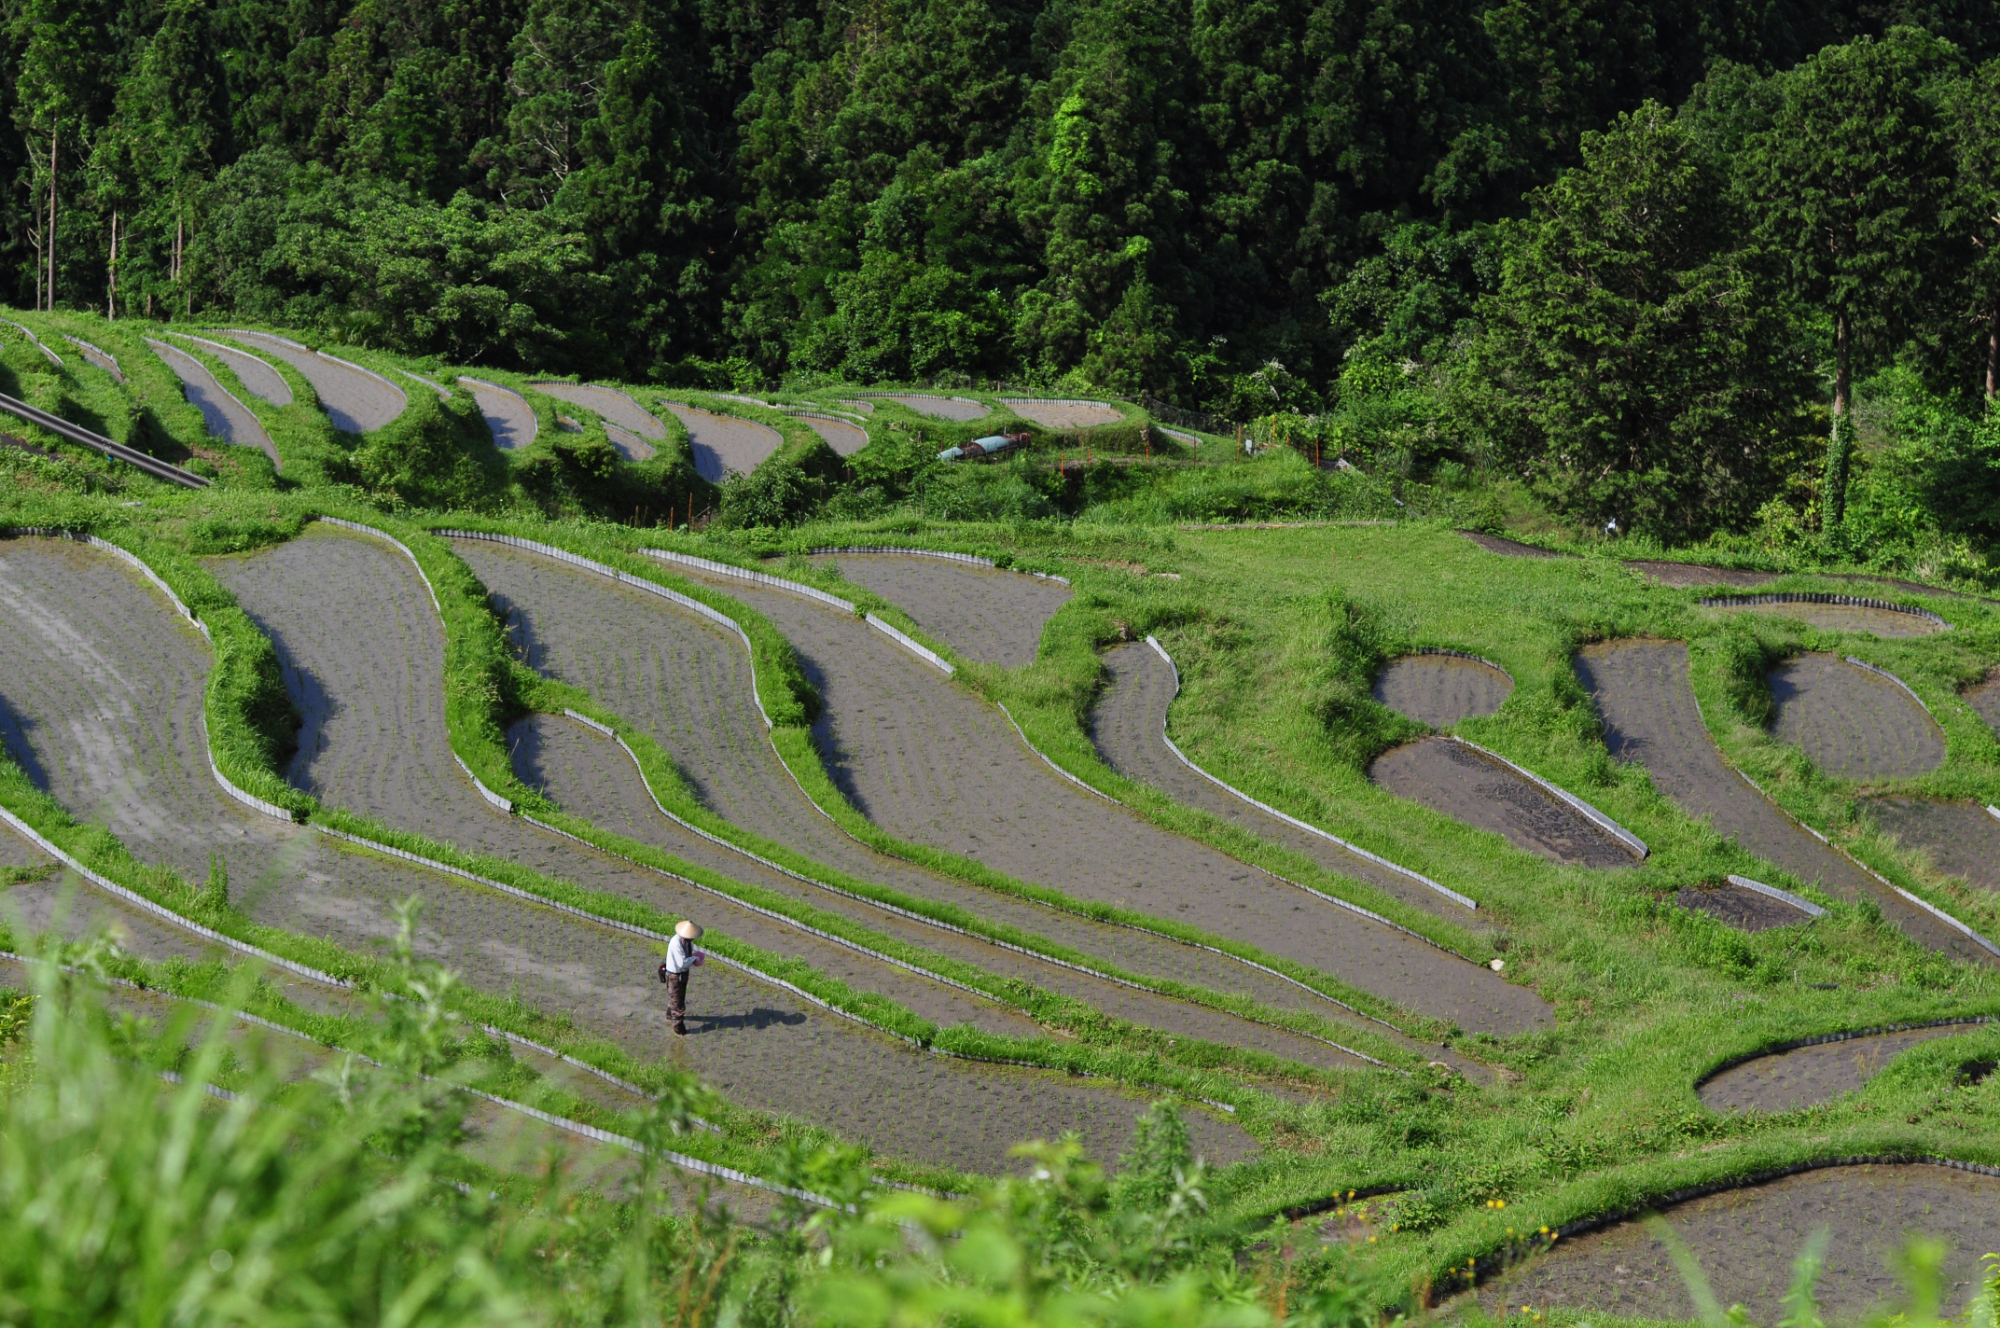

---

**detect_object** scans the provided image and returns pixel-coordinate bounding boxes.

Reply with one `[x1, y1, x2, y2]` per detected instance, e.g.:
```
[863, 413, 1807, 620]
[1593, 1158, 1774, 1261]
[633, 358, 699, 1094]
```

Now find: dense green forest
[12, 1, 2000, 552]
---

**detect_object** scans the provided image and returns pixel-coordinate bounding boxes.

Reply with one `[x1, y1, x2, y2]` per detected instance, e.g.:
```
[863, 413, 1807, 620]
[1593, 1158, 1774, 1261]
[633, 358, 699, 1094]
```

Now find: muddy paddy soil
[530, 383, 665, 441]
[811, 552, 1072, 669]
[1717, 600, 1946, 639]
[1372, 655, 1513, 728]
[225, 331, 405, 434]
[462, 378, 538, 451]
[675, 569, 1548, 1036]
[1968, 672, 2000, 734]
[797, 414, 869, 455]
[1866, 798, 2000, 891]
[1770, 655, 1944, 780]
[462, 540, 1446, 1056]
[147, 338, 276, 464]
[0, 537, 1234, 1174]
[1675, 882, 1817, 932]
[208, 526, 1031, 1037]
[1369, 738, 1637, 870]
[1001, 399, 1125, 428]
[661, 402, 781, 482]
[1092, 642, 1489, 928]
[1480, 1164, 2000, 1323]
[1698, 1024, 1986, 1113]
[1574, 641, 1991, 965]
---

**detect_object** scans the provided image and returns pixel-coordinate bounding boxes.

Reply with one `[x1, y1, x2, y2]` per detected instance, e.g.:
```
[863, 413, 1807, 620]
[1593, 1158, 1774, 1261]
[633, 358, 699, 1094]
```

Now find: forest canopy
[13, 0, 2000, 544]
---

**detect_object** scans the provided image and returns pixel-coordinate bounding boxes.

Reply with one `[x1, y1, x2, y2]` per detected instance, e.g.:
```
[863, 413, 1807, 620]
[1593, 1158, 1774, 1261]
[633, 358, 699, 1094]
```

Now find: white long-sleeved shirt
[663, 935, 700, 975]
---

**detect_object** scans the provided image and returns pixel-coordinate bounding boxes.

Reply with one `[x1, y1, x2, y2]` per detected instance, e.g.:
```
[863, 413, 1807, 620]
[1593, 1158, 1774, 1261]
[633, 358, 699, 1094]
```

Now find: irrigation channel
[452, 534, 1439, 1070]
[657, 552, 1549, 1036]
[1574, 640, 1997, 962]
[222, 331, 406, 434]
[199, 524, 1253, 1172]
[1092, 640, 1492, 927]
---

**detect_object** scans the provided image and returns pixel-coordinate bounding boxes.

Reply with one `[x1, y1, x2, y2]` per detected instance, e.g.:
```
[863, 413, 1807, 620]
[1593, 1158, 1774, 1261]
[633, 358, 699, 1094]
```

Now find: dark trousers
[667, 970, 689, 1032]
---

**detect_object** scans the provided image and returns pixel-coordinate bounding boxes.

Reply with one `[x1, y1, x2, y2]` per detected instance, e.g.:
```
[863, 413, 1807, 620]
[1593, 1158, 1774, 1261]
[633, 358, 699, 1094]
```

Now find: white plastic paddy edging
[1843, 655, 1938, 720]
[1728, 766, 2000, 960]
[866, 613, 954, 675]
[1145, 636, 1479, 912]
[642, 546, 857, 613]
[552, 710, 1397, 1073]
[1989, 805, 2000, 825]
[808, 545, 1072, 586]
[396, 368, 451, 400]
[440, 530, 771, 730]
[61, 334, 123, 380]
[1725, 873, 1829, 919]
[1445, 736, 1650, 860]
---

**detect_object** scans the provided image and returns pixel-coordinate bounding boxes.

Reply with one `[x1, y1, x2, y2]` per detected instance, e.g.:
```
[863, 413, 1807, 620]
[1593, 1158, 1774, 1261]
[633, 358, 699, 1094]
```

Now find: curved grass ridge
[433, 520, 1428, 1061]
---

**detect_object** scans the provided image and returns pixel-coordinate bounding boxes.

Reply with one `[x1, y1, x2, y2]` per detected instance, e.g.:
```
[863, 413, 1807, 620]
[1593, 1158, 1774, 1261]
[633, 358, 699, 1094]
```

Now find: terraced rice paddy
[1001, 398, 1124, 428]
[171, 334, 292, 405]
[530, 383, 665, 443]
[1865, 798, 2000, 890]
[224, 331, 405, 433]
[1368, 738, 1637, 868]
[661, 402, 782, 481]
[1967, 671, 2000, 732]
[1574, 640, 1990, 963]
[1698, 1023, 1987, 1112]
[1715, 598, 1946, 638]
[795, 413, 870, 455]
[1458, 531, 1559, 558]
[1624, 559, 1777, 588]
[1092, 641, 1490, 925]
[811, 552, 1071, 668]
[1674, 881, 1817, 932]
[459, 538, 1424, 1064]
[870, 393, 988, 421]
[1768, 654, 1944, 779]
[63, 335, 123, 381]
[462, 378, 538, 450]
[147, 338, 277, 465]
[1372, 654, 1513, 728]
[670, 562, 1547, 1035]
[1482, 1165, 2000, 1322]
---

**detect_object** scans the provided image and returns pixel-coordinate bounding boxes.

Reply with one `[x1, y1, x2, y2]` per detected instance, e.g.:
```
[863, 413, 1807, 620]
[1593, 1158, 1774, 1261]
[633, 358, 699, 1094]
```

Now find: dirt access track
[223, 331, 406, 434]
[1480, 1164, 2000, 1323]
[1769, 654, 1944, 780]
[671, 560, 1548, 1035]
[459, 538, 1406, 1069]
[1372, 653, 1513, 728]
[0, 532, 1240, 1176]
[811, 551, 1072, 669]
[145, 338, 277, 467]
[1092, 640, 1490, 927]
[1369, 738, 1639, 869]
[1697, 1023, 1989, 1113]
[1574, 640, 1994, 965]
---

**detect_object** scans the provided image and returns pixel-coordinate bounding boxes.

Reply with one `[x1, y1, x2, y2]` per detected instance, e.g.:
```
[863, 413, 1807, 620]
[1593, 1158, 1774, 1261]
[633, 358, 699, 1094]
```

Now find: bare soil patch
[463, 543, 1395, 1068]
[661, 402, 782, 481]
[1769, 654, 1944, 780]
[1624, 560, 1777, 589]
[1001, 398, 1124, 428]
[530, 383, 665, 440]
[1458, 532, 1561, 558]
[1719, 599, 1945, 638]
[1372, 655, 1512, 728]
[813, 553, 1071, 669]
[1092, 642, 1493, 929]
[1699, 1025, 1984, 1113]
[1575, 641, 1990, 964]
[147, 338, 278, 465]
[1674, 882, 1814, 933]
[1484, 1165, 2000, 1322]
[1865, 797, 2000, 890]
[1369, 738, 1636, 869]
[677, 570, 1547, 1035]
[461, 378, 538, 450]
[797, 414, 870, 455]
[208, 528, 1037, 1035]
[872, 394, 989, 422]
[224, 332, 405, 434]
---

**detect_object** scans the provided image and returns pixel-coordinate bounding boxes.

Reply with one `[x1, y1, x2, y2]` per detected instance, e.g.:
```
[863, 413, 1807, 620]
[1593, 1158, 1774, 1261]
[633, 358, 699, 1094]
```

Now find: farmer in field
[660, 920, 705, 1036]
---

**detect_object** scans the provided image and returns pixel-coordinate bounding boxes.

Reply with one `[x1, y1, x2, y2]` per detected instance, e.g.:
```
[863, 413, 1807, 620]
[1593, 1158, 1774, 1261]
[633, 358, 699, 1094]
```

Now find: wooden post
[46, 128, 57, 310]
[107, 211, 118, 319]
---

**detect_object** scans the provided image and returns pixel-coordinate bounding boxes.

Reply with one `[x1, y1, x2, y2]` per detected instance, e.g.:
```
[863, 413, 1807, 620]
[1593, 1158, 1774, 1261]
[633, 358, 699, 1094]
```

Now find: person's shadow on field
[682, 1006, 808, 1035]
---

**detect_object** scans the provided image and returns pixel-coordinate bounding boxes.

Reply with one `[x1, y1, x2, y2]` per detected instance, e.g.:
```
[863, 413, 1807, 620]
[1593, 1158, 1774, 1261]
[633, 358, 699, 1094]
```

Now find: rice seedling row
[1768, 653, 1946, 779]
